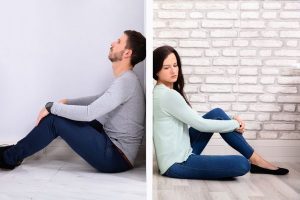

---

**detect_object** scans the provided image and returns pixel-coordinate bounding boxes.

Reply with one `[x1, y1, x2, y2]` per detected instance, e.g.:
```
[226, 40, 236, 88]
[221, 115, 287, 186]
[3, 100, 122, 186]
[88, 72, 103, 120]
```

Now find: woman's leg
[164, 154, 250, 180]
[3, 114, 131, 172]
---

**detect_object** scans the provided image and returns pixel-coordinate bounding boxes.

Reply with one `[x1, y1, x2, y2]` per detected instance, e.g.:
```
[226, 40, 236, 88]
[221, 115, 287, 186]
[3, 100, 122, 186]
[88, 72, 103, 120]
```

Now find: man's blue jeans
[164, 108, 254, 179]
[3, 114, 132, 173]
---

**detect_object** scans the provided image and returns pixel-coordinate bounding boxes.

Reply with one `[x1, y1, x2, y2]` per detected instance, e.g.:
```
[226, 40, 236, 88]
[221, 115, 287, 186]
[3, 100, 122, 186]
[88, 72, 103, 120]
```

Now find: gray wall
[0, 0, 144, 141]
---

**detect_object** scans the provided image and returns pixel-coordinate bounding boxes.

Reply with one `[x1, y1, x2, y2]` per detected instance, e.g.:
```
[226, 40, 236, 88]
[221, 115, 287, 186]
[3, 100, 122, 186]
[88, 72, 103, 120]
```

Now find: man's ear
[124, 49, 132, 59]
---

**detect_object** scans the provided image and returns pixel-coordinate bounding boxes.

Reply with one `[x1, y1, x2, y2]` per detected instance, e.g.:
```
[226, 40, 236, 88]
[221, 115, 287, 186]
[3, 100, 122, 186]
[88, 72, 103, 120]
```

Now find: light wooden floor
[153, 161, 300, 200]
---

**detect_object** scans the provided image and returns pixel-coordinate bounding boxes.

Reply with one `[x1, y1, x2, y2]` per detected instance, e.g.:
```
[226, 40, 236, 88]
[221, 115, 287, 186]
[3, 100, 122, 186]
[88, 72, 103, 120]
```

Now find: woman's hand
[36, 107, 49, 126]
[233, 115, 245, 134]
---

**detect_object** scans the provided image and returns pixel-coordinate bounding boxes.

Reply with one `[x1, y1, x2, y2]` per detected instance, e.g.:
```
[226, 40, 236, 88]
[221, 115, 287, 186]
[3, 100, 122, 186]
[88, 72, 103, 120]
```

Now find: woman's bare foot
[249, 152, 278, 170]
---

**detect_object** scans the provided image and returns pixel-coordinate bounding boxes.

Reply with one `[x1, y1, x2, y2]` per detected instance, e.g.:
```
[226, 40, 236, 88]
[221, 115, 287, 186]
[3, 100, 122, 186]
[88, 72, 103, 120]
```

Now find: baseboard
[202, 139, 300, 162]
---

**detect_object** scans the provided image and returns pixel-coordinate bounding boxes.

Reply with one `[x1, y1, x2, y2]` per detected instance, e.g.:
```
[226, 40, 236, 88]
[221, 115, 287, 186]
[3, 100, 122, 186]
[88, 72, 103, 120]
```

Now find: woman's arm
[161, 90, 240, 133]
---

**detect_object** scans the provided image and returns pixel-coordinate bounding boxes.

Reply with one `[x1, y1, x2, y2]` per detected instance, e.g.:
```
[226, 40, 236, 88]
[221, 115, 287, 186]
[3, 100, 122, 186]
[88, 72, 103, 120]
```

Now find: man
[0, 30, 146, 173]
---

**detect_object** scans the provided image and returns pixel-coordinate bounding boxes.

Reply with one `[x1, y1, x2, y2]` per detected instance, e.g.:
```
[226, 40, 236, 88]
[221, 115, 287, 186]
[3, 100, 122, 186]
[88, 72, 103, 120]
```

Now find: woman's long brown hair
[153, 45, 190, 105]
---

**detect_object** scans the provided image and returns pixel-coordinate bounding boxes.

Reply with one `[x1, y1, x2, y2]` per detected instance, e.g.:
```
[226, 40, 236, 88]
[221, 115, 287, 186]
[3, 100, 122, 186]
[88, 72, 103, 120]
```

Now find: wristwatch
[45, 102, 54, 113]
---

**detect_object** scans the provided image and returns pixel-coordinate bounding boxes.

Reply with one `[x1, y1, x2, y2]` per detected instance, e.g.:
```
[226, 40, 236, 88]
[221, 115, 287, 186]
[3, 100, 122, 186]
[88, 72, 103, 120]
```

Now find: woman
[153, 45, 288, 179]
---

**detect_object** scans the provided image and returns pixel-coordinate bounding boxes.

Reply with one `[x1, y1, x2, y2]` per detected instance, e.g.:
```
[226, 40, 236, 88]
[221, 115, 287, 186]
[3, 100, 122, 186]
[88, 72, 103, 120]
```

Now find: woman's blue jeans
[3, 114, 132, 173]
[164, 108, 254, 180]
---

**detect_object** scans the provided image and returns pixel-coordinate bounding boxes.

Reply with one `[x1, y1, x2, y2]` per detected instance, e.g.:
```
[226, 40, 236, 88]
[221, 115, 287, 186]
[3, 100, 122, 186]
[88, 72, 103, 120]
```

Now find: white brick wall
[154, 1, 300, 140]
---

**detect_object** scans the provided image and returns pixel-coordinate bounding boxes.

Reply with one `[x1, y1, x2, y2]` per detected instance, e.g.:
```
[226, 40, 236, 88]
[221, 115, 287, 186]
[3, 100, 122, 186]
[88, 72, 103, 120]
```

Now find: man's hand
[233, 115, 245, 134]
[36, 107, 49, 126]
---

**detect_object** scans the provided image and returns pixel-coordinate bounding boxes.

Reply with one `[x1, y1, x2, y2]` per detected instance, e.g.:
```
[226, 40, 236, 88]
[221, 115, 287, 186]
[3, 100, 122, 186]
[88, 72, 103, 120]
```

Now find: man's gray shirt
[51, 70, 145, 165]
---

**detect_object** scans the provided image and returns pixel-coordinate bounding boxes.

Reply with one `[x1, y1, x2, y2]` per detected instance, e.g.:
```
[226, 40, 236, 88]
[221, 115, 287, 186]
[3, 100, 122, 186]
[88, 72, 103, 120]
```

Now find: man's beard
[108, 50, 125, 62]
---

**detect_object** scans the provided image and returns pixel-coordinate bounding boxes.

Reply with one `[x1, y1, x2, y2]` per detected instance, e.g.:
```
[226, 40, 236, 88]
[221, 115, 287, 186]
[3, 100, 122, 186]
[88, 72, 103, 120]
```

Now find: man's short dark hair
[124, 30, 146, 67]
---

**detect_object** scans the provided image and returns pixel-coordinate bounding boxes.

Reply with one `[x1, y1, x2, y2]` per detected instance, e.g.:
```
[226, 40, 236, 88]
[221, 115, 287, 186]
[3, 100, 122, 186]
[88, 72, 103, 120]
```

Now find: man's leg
[3, 114, 130, 172]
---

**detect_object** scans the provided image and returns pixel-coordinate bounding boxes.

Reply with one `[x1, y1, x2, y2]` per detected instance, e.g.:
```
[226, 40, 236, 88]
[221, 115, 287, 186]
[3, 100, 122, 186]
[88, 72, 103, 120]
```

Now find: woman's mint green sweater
[153, 84, 240, 174]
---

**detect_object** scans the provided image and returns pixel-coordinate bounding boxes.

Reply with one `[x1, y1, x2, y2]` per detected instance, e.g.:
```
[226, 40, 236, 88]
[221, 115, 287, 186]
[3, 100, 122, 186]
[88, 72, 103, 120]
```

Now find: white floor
[0, 156, 146, 200]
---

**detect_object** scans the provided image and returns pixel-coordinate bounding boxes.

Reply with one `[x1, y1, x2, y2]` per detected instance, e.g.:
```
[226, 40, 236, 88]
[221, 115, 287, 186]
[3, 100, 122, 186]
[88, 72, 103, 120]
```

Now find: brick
[243, 131, 257, 139]
[274, 50, 300, 57]
[240, 31, 259, 38]
[227, 68, 237, 75]
[189, 94, 206, 103]
[184, 85, 199, 93]
[241, 59, 262, 66]
[283, 104, 296, 112]
[268, 21, 299, 28]
[177, 48, 203, 57]
[280, 132, 300, 140]
[264, 124, 295, 131]
[188, 76, 203, 83]
[222, 49, 237, 56]
[278, 96, 300, 103]
[233, 40, 249, 47]
[212, 40, 231, 47]
[154, 40, 177, 48]
[201, 85, 231, 93]
[158, 11, 186, 19]
[213, 58, 239, 66]
[207, 12, 238, 19]
[280, 12, 300, 19]
[181, 58, 210, 66]
[153, 2, 159, 10]
[206, 77, 236, 84]
[261, 68, 279, 75]
[209, 94, 236, 102]
[266, 86, 297, 94]
[153, 21, 167, 28]
[246, 123, 261, 130]
[258, 132, 278, 139]
[272, 114, 300, 121]
[241, 12, 259, 19]
[278, 77, 300, 84]
[210, 104, 231, 111]
[159, 30, 189, 38]
[280, 31, 300, 38]
[284, 3, 300, 10]
[194, 68, 225, 75]
[249, 104, 281, 112]
[257, 113, 270, 121]
[161, 2, 193, 10]
[202, 20, 234, 28]
[182, 67, 193, 75]
[240, 21, 265, 28]
[179, 40, 209, 48]
[190, 12, 204, 19]
[205, 49, 219, 57]
[240, 49, 256, 56]
[233, 85, 264, 93]
[210, 30, 238, 38]
[239, 77, 257, 84]
[251, 40, 283, 47]
[259, 50, 272, 57]
[190, 30, 207, 38]
[260, 77, 275, 84]
[263, 2, 281, 10]
[232, 104, 248, 111]
[169, 21, 198, 28]
[238, 95, 257, 102]
[239, 113, 256, 120]
[258, 95, 276, 102]
[261, 31, 278, 38]
[239, 68, 258, 76]
[262, 12, 277, 19]
[265, 59, 297, 66]
[192, 104, 210, 112]
[241, 2, 259, 10]
[195, 3, 226, 10]
[286, 40, 298, 47]
[228, 2, 238, 10]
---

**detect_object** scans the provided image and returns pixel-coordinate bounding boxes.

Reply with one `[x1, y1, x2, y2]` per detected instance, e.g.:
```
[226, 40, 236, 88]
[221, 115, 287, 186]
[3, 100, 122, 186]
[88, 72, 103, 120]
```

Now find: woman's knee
[211, 107, 225, 114]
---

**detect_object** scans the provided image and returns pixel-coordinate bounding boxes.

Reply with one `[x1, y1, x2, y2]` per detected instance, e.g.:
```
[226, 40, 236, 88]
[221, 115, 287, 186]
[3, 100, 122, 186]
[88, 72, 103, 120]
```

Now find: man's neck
[112, 62, 132, 77]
